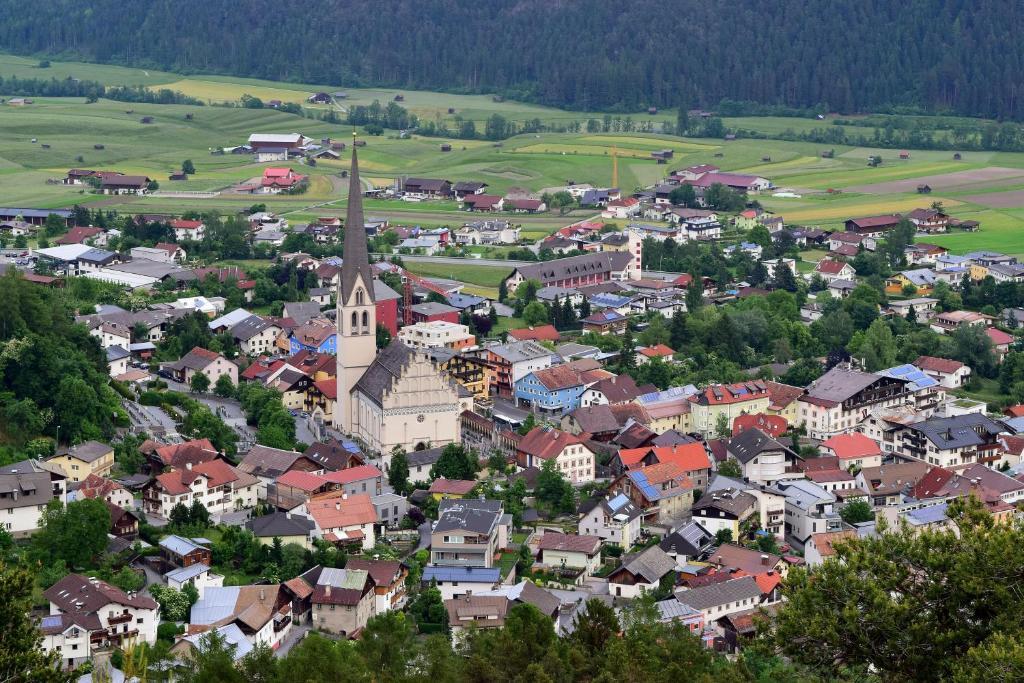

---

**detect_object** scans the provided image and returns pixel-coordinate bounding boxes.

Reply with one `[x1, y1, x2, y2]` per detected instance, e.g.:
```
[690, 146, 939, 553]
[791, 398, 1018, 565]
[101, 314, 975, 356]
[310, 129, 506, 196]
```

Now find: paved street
[274, 624, 312, 657]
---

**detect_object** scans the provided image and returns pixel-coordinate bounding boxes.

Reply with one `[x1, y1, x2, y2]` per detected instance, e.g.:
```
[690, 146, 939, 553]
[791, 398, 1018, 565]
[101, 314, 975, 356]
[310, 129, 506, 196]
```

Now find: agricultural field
[1, 53, 1024, 255]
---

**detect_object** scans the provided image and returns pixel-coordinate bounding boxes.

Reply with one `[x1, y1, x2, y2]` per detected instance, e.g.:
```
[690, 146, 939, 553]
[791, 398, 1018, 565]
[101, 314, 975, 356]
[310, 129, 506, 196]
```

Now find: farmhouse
[905, 208, 949, 233]
[402, 177, 452, 199]
[261, 167, 307, 194]
[100, 175, 151, 195]
[844, 215, 902, 236]
[504, 251, 638, 291]
[248, 133, 306, 162]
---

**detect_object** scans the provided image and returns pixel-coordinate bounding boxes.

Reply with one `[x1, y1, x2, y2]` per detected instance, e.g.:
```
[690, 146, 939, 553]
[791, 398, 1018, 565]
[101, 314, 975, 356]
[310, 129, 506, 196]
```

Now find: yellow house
[969, 263, 989, 281]
[734, 209, 762, 231]
[689, 382, 772, 437]
[245, 511, 315, 549]
[48, 440, 114, 483]
[636, 397, 693, 433]
[430, 350, 488, 401]
[764, 381, 803, 425]
[428, 478, 476, 501]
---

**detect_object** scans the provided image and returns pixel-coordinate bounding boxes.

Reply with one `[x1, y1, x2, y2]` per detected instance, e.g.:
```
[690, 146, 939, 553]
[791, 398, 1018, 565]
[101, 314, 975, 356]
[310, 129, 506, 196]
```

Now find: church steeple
[341, 139, 375, 305]
[336, 137, 378, 436]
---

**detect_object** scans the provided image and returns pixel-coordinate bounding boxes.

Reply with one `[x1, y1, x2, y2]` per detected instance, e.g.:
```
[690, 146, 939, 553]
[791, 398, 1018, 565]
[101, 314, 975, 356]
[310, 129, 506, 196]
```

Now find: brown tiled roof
[518, 427, 583, 460]
[345, 558, 404, 587]
[537, 531, 600, 555]
[707, 544, 782, 574]
[914, 355, 965, 374]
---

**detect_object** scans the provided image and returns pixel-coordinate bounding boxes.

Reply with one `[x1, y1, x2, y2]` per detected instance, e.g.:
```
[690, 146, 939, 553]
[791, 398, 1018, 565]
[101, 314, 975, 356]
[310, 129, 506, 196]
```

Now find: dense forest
[1, 0, 1023, 119]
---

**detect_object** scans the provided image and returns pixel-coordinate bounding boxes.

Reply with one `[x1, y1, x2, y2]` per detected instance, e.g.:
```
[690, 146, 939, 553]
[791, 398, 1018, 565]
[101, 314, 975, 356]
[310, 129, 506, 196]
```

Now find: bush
[110, 380, 135, 400]
[158, 622, 183, 642]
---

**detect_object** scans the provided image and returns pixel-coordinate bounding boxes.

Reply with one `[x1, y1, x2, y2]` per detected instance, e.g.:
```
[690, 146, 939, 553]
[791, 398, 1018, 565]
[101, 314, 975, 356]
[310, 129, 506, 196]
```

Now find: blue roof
[447, 293, 486, 309]
[0, 207, 73, 219]
[880, 364, 939, 392]
[589, 293, 633, 307]
[627, 469, 662, 501]
[905, 503, 948, 526]
[422, 566, 501, 583]
[607, 493, 631, 512]
[40, 615, 64, 630]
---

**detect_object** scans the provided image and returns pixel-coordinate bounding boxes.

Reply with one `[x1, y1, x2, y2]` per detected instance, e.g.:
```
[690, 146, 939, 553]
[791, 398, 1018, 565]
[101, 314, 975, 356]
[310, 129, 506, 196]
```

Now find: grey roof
[106, 345, 130, 362]
[656, 598, 702, 622]
[165, 562, 211, 583]
[159, 534, 204, 557]
[805, 366, 888, 404]
[373, 279, 401, 302]
[514, 251, 634, 285]
[180, 623, 253, 662]
[108, 260, 195, 280]
[353, 341, 415, 407]
[0, 470, 53, 511]
[489, 340, 551, 363]
[447, 293, 487, 309]
[245, 511, 315, 537]
[775, 479, 835, 512]
[659, 521, 714, 557]
[78, 248, 117, 264]
[727, 428, 792, 464]
[230, 316, 277, 341]
[692, 487, 757, 516]
[238, 445, 303, 478]
[411, 301, 459, 316]
[909, 414, 1003, 450]
[57, 440, 112, 463]
[283, 301, 322, 325]
[675, 576, 761, 610]
[433, 498, 502, 535]
[341, 148, 375, 305]
[209, 308, 256, 330]
[189, 586, 241, 625]
[616, 545, 676, 583]
[407, 446, 445, 468]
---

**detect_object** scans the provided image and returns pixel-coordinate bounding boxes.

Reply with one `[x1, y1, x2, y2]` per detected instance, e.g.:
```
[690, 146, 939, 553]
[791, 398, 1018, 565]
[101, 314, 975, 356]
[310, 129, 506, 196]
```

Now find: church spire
[341, 136, 374, 303]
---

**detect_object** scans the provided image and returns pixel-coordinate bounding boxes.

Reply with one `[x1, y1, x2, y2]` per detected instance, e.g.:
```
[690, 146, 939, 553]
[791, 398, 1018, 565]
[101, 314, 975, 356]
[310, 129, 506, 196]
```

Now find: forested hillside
[1, 0, 1023, 119]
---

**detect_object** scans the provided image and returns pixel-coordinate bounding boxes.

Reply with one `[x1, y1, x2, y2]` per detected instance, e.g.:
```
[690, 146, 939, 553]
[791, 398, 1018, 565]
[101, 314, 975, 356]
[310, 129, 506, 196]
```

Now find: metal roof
[422, 566, 501, 583]
[165, 562, 211, 583]
[189, 586, 241, 625]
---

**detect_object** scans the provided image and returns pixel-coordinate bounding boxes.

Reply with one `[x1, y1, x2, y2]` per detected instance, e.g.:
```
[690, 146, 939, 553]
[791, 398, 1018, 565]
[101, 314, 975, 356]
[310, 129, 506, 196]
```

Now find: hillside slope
[1, 0, 1022, 118]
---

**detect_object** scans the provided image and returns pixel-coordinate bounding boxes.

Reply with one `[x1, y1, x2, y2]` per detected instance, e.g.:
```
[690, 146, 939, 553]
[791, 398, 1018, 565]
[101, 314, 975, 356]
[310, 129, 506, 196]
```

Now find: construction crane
[611, 145, 619, 189]
[393, 265, 455, 326]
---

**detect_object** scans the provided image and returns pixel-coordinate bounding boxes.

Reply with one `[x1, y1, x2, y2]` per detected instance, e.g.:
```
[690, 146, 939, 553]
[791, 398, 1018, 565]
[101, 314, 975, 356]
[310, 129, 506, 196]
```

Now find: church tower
[336, 139, 377, 434]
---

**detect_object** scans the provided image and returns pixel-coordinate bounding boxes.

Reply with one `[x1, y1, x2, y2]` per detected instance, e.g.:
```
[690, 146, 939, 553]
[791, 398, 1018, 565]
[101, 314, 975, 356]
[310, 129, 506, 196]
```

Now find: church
[334, 142, 466, 454]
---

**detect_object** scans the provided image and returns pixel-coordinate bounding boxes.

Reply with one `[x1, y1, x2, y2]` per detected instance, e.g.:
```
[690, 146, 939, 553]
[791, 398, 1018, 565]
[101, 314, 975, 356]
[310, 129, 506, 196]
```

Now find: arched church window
[361, 311, 369, 333]
[355, 288, 365, 305]
[351, 311, 358, 333]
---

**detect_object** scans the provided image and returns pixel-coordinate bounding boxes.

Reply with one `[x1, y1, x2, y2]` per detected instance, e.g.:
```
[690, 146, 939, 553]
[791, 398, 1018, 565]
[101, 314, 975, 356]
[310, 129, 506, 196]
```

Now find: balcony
[107, 613, 132, 626]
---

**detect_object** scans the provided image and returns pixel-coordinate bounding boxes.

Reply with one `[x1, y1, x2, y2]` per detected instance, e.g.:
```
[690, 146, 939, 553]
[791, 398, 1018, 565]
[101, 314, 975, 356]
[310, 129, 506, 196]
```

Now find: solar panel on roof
[41, 615, 63, 629]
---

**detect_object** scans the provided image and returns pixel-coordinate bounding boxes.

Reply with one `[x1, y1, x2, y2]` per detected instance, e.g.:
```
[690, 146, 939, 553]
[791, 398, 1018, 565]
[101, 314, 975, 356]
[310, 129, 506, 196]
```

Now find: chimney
[342, 493, 348, 500]
[761, 554, 769, 566]
[185, 462, 193, 471]
[325, 585, 331, 597]
[286, 512, 291, 519]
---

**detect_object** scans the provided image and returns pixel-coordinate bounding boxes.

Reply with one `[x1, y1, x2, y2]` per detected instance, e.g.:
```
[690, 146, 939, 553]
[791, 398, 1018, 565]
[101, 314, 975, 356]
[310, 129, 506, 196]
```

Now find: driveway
[216, 509, 254, 527]
[275, 624, 312, 657]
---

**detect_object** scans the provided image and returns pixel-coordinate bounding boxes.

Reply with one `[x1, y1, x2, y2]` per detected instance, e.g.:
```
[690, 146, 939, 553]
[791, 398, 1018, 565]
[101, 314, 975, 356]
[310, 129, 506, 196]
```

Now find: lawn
[766, 195, 963, 224]
[404, 261, 511, 288]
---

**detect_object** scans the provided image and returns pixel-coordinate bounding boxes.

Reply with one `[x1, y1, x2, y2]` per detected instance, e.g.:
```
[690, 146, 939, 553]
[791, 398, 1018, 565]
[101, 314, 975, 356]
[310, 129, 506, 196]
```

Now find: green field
[2, 53, 1024, 255]
[403, 261, 510, 291]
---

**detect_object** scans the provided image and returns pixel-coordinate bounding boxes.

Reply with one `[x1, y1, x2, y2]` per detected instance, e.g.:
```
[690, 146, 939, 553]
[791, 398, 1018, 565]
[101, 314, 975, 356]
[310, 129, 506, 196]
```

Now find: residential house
[855, 462, 931, 507]
[804, 529, 858, 567]
[581, 310, 629, 335]
[608, 460, 695, 522]
[819, 432, 884, 469]
[461, 194, 504, 212]
[398, 321, 475, 350]
[578, 492, 643, 548]
[170, 219, 206, 242]
[445, 595, 508, 646]
[478, 340, 552, 399]
[161, 347, 238, 386]
[41, 574, 159, 670]
[245, 512, 316, 549]
[798, 366, 912, 439]
[429, 478, 477, 500]
[230, 317, 282, 356]
[536, 532, 602, 577]
[346, 558, 408, 614]
[503, 252, 638, 291]
[675, 576, 764, 625]
[430, 498, 509, 569]
[48, 440, 114, 482]
[304, 566, 375, 637]
[402, 178, 452, 199]
[406, 446, 446, 484]
[814, 259, 857, 283]
[301, 491, 378, 550]
[895, 413, 1003, 470]
[0, 460, 64, 536]
[607, 545, 676, 598]
[906, 208, 949, 233]
[288, 319, 337, 354]
[774, 479, 842, 548]
[581, 374, 645, 407]
[844, 215, 901, 236]
[691, 488, 757, 540]
[658, 521, 714, 562]
[726, 427, 802, 485]
[688, 381, 771, 438]
[514, 363, 609, 415]
[187, 584, 293, 649]
[74, 473, 133, 510]
[143, 460, 258, 519]
[422, 566, 501, 601]
[516, 427, 596, 483]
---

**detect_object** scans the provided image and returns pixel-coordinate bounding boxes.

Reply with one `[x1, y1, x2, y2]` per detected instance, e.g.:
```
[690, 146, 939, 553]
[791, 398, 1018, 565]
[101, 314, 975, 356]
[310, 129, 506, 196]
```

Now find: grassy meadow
[1, 53, 1024, 254]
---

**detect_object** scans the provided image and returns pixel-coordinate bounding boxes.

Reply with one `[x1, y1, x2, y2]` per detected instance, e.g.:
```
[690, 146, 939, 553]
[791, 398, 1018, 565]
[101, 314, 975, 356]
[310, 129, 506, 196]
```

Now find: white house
[41, 574, 159, 671]
[536, 531, 602, 577]
[578, 492, 643, 548]
[143, 460, 258, 519]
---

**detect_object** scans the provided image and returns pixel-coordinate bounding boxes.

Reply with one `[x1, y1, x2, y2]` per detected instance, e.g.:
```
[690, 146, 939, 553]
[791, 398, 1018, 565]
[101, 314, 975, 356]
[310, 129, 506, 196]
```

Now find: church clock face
[417, 414, 425, 422]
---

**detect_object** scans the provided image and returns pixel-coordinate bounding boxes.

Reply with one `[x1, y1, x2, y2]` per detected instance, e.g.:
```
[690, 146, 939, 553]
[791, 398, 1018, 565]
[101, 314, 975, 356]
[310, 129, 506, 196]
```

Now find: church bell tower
[336, 135, 377, 433]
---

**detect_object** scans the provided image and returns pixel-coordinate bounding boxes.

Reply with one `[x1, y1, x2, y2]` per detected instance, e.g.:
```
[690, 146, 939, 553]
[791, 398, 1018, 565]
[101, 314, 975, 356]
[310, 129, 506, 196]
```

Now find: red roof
[753, 572, 782, 595]
[428, 478, 477, 495]
[986, 328, 1013, 346]
[1005, 405, 1024, 418]
[672, 273, 693, 287]
[77, 473, 127, 501]
[314, 378, 337, 399]
[689, 381, 768, 406]
[463, 194, 502, 207]
[914, 355, 964, 374]
[263, 167, 293, 178]
[169, 219, 203, 230]
[616, 447, 651, 469]
[815, 259, 849, 275]
[732, 413, 788, 438]
[639, 344, 675, 359]
[154, 242, 181, 254]
[518, 427, 582, 461]
[321, 464, 382, 485]
[55, 226, 102, 245]
[847, 215, 900, 229]
[154, 438, 218, 466]
[276, 469, 327, 492]
[508, 325, 560, 342]
[647, 443, 710, 472]
[537, 531, 601, 555]
[821, 433, 882, 460]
